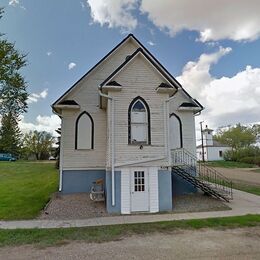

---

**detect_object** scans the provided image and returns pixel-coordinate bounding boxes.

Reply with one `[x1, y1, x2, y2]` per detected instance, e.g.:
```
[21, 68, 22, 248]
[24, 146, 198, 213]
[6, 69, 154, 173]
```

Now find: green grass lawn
[232, 182, 260, 196]
[0, 161, 58, 220]
[205, 160, 254, 168]
[252, 168, 260, 173]
[0, 214, 259, 247]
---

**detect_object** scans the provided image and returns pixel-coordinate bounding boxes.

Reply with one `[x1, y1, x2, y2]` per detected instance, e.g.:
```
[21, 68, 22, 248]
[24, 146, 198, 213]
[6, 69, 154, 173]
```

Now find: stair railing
[171, 148, 233, 200]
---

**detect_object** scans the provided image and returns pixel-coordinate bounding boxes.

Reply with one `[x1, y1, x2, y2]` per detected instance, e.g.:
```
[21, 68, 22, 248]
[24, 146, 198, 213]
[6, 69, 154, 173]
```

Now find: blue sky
[2, 0, 260, 135]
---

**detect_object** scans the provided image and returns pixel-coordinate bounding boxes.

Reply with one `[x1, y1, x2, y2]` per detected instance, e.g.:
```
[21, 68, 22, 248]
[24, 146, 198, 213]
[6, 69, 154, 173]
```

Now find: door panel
[131, 169, 149, 212]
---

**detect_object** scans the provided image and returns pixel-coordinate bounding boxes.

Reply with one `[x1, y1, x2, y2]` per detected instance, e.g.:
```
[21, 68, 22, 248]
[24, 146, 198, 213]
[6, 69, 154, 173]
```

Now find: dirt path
[1, 227, 260, 259]
[213, 167, 260, 186]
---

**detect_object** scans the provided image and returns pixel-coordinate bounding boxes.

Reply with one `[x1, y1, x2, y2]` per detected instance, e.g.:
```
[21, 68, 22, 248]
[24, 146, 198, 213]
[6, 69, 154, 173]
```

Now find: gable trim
[100, 48, 177, 89]
[52, 34, 137, 109]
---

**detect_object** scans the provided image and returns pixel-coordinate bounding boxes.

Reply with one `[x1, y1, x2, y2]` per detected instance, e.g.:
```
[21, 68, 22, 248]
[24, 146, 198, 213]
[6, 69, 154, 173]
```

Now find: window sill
[128, 143, 151, 146]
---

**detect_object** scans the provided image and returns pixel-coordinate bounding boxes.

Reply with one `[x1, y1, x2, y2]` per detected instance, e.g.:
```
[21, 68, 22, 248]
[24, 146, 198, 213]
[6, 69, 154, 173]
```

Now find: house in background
[52, 34, 232, 215]
[196, 126, 231, 161]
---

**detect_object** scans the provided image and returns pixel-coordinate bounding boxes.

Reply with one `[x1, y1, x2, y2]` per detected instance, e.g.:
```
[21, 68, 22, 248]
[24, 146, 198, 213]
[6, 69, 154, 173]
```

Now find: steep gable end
[100, 48, 177, 90]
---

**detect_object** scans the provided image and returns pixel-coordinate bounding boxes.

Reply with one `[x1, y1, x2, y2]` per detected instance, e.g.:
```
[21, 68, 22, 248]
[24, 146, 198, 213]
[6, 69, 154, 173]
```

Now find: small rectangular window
[134, 171, 145, 192]
[219, 151, 223, 157]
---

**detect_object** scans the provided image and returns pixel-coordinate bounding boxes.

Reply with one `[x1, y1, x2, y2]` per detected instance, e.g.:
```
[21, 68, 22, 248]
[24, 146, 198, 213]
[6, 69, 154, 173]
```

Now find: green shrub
[239, 156, 260, 166]
[224, 146, 260, 162]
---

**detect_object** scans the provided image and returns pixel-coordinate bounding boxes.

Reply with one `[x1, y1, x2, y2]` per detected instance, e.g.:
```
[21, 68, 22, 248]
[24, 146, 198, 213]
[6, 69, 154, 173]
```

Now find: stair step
[172, 167, 231, 202]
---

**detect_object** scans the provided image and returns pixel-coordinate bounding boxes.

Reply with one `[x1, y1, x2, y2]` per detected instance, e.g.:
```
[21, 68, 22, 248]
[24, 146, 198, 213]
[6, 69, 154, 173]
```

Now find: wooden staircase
[171, 149, 233, 202]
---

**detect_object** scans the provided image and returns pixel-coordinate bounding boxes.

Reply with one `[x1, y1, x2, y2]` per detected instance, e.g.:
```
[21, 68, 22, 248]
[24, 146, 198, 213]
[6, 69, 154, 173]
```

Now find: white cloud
[177, 48, 260, 131]
[87, 0, 137, 31]
[28, 89, 48, 104]
[141, 0, 260, 42]
[9, 0, 26, 10]
[177, 47, 232, 98]
[80, 1, 85, 10]
[19, 115, 61, 136]
[9, 0, 19, 7]
[68, 62, 76, 70]
[87, 0, 260, 42]
[46, 51, 52, 56]
[147, 41, 155, 46]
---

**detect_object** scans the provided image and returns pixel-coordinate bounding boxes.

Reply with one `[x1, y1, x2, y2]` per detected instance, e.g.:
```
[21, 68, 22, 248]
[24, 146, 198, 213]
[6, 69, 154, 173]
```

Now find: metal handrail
[171, 148, 233, 199]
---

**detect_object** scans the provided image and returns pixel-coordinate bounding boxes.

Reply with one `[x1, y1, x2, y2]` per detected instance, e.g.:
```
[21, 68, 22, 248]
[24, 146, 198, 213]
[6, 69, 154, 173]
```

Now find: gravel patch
[39, 191, 230, 220]
[38, 193, 111, 220]
[173, 191, 231, 213]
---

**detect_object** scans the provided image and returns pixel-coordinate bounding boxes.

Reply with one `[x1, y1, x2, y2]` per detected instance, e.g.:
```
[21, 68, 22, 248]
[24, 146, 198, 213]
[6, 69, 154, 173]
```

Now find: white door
[131, 169, 149, 212]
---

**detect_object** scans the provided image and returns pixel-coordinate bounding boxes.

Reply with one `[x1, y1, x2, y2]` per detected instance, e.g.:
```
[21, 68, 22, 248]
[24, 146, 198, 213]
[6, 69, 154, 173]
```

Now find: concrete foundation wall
[62, 170, 106, 194]
[158, 170, 172, 211]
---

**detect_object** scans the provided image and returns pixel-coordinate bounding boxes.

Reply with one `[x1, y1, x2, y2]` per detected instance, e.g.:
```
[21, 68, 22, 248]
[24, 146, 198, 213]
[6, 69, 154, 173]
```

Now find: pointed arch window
[75, 111, 94, 149]
[128, 97, 151, 144]
[169, 113, 183, 149]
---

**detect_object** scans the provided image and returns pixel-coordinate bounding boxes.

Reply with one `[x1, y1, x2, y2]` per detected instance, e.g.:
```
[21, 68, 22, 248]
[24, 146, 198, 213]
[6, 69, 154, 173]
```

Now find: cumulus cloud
[147, 41, 155, 46]
[27, 89, 48, 104]
[177, 48, 260, 130]
[177, 47, 232, 98]
[86, 0, 260, 42]
[9, 0, 19, 6]
[9, 0, 26, 10]
[141, 0, 260, 42]
[87, 0, 137, 31]
[19, 115, 61, 136]
[68, 62, 76, 70]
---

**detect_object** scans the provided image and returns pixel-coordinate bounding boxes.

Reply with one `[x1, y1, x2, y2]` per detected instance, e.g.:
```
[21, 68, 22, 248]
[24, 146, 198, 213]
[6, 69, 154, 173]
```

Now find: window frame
[169, 113, 183, 148]
[75, 111, 94, 150]
[128, 96, 151, 145]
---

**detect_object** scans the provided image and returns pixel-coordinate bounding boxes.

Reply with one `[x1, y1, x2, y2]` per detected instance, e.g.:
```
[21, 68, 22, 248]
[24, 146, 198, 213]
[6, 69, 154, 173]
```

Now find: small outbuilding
[197, 126, 231, 161]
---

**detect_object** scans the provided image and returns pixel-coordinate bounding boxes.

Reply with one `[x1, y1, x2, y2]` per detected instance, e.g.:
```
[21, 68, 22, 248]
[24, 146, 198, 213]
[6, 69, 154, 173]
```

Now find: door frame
[130, 167, 150, 212]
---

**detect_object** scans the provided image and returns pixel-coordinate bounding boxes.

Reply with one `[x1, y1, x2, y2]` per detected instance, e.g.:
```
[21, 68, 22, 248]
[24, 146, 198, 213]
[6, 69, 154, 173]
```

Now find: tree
[0, 112, 22, 155]
[0, 8, 28, 154]
[214, 124, 257, 150]
[23, 131, 54, 160]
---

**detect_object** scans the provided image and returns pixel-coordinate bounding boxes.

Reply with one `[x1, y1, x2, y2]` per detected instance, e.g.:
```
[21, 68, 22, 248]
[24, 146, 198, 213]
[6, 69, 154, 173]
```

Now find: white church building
[196, 126, 231, 161]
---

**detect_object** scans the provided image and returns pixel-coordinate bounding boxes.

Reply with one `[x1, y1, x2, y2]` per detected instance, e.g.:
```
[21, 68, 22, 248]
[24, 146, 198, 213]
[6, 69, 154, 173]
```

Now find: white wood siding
[61, 41, 138, 169]
[107, 55, 169, 167]
[169, 91, 197, 156]
[148, 167, 159, 213]
[121, 168, 131, 214]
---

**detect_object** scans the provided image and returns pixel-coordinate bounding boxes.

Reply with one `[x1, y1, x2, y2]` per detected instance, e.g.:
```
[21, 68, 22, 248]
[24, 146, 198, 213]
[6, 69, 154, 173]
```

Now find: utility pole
[200, 121, 205, 162]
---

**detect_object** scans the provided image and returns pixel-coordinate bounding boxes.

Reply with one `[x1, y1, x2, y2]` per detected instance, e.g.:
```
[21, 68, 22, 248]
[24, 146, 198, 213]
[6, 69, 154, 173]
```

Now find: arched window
[169, 113, 182, 149]
[75, 111, 94, 149]
[128, 97, 151, 144]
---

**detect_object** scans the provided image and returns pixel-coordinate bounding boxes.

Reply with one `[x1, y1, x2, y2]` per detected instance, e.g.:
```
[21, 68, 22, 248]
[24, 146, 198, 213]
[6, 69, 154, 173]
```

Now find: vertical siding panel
[149, 167, 159, 212]
[61, 41, 138, 169]
[121, 168, 130, 214]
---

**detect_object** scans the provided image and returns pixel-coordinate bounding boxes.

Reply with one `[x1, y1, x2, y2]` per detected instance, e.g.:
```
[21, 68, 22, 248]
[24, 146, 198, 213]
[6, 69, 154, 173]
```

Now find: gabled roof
[179, 102, 199, 108]
[197, 140, 230, 148]
[157, 82, 173, 89]
[52, 34, 137, 109]
[52, 33, 203, 112]
[59, 100, 79, 105]
[100, 48, 177, 89]
[106, 80, 122, 86]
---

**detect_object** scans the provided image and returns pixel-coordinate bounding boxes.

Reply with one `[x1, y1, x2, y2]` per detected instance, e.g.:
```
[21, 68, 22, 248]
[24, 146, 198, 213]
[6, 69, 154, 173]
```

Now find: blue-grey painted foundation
[62, 170, 106, 194]
[158, 170, 172, 211]
[172, 167, 197, 197]
[105, 171, 121, 213]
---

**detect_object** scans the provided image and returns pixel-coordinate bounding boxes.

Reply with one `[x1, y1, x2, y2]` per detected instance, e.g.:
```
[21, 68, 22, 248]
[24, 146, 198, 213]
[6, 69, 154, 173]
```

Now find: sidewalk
[0, 189, 259, 229]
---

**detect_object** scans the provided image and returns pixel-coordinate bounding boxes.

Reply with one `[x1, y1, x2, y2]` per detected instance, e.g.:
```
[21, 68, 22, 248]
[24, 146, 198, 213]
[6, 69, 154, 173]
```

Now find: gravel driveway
[213, 167, 260, 186]
[39, 191, 229, 220]
[1, 227, 260, 259]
